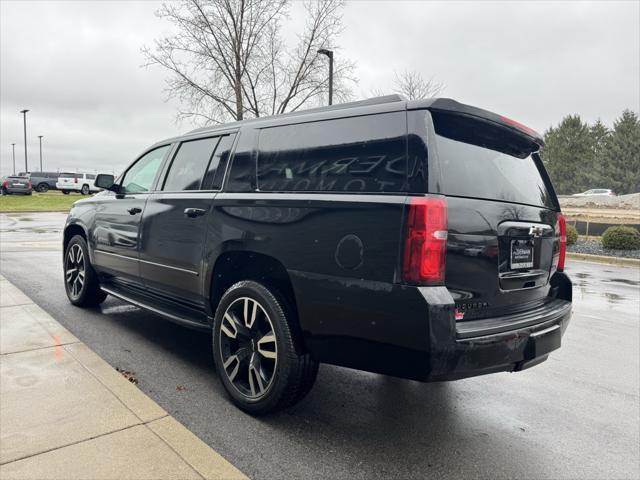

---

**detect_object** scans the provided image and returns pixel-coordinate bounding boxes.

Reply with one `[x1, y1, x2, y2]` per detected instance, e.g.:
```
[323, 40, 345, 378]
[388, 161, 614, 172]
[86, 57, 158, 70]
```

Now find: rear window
[257, 112, 407, 193]
[59, 173, 77, 179]
[431, 111, 555, 209]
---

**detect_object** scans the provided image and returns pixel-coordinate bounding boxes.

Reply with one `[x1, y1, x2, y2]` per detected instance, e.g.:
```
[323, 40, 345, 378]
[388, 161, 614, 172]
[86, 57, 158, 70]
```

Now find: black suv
[63, 96, 572, 414]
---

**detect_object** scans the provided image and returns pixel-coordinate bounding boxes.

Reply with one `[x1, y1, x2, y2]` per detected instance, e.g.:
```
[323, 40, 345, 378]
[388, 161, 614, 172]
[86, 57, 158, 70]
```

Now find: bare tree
[142, 0, 355, 124]
[372, 69, 444, 100]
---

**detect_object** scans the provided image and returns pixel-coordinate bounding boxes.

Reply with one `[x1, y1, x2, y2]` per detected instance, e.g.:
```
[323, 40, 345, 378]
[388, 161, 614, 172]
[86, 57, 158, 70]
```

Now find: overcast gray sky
[1, 0, 638, 176]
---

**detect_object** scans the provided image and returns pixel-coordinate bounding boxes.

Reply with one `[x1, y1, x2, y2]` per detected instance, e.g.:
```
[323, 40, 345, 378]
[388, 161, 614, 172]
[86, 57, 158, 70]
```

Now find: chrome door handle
[127, 207, 142, 215]
[184, 208, 207, 218]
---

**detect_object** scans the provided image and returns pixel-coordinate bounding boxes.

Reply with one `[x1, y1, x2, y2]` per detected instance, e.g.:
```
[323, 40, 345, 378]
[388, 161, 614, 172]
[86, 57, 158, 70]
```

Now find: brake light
[402, 197, 448, 284]
[2, 180, 7, 188]
[499, 115, 539, 138]
[74, 176, 78, 184]
[557, 214, 567, 271]
[27, 180, 32, 189]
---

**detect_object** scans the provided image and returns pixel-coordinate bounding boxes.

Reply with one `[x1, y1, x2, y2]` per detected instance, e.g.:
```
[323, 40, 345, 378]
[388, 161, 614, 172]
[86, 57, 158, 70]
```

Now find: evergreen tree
[590, 119, 611, 185]
[601, 110, 640, 194]
[541, 115, 596, 194]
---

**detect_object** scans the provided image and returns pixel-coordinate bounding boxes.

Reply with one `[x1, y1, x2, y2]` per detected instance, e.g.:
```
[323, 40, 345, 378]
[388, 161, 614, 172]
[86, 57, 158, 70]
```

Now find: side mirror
[95, 174, 117, 191]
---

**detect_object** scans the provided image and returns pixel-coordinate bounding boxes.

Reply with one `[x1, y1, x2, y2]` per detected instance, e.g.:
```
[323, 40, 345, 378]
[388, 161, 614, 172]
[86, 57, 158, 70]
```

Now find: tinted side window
[203, 134, 234, 190]
[163, 137, 219, 191]
[257, 112, 407, 193]
[86, 174, 96, 180]
[121, 145, 170, 194]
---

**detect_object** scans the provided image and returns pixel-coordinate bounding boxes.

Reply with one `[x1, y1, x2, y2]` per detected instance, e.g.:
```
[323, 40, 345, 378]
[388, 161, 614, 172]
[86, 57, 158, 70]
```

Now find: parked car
[20, 171, 60, 192]
[56, 172, 98, 195]
[2, 175, 32, 195]
[572, 188, 615, 197]
[62, 95, 572, 414]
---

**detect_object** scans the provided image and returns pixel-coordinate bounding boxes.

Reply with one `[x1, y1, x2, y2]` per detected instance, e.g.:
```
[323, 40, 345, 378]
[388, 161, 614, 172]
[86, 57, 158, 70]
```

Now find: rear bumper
[425, 301, 571, 381]
[420, 273, 572, 382]
[4, 187, 32, 194]
[298, 270, 572, 382]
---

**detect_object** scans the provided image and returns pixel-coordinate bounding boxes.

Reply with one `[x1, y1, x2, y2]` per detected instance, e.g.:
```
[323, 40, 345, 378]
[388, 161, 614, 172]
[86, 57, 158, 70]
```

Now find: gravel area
[568, 239, 640, 259]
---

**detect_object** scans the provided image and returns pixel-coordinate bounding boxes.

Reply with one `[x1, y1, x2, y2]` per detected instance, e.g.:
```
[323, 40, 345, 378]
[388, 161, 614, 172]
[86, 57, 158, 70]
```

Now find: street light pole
[11, 143, 16, 175]
[20, 109, 29, 172]
[317, 49, 334, 106]
[38, 136, 43, 171]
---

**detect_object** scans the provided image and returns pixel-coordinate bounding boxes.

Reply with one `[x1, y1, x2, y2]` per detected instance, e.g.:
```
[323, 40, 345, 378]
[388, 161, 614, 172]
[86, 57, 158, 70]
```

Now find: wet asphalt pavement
[1, 212, 639, 479]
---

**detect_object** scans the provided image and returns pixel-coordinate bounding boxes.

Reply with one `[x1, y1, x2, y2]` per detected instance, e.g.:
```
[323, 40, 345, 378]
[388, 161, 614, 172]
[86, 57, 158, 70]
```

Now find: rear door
[91, 145, 170, 285]
[86, 174, 97, 191]
[423, 109, 561, 320]
[139, 133, 235, 307]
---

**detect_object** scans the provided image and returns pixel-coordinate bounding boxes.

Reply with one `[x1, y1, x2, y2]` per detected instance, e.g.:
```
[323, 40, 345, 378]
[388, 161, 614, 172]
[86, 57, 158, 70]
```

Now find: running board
[100, 285, 211, 332]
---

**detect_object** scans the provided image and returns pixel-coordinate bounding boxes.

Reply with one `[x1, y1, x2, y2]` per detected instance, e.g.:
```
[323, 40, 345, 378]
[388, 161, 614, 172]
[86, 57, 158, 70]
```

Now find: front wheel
[213, 281, 318, 415]
[64, 235, 107, 307]
[81, 184, 90, 195]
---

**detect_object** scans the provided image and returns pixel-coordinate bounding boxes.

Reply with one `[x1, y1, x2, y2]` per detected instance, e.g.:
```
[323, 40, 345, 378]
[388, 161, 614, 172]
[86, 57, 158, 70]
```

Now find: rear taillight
[402, 197, 448, 284]
[74, 176, 78, 183]
[27, 181, 32, 189]
[557, 214, 567, 271]
[2, 180, 7, 188]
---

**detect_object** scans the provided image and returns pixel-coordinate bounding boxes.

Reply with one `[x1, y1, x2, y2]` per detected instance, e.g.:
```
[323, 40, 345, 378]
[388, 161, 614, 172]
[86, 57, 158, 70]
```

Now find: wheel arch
[63, 223, 88, 254]
[207, 250, 305, 350]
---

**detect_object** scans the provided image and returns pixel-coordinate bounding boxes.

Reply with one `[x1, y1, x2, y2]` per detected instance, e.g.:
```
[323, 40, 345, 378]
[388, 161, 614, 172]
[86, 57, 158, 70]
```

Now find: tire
[37, 183, 49, 193]
[213, 280, 318, 415]
[81, 184, 90, 195]
[62, 190, 69, 195]
[64, 235, 107, 307]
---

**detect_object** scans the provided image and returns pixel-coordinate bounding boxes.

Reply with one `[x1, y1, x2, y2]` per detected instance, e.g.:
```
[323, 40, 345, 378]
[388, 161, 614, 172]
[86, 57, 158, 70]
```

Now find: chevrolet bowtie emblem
[529, 226, 545, 238]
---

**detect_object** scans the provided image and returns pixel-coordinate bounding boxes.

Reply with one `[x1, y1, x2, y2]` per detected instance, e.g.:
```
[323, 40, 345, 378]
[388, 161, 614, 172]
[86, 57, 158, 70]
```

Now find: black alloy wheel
[213, 281, 318, 414]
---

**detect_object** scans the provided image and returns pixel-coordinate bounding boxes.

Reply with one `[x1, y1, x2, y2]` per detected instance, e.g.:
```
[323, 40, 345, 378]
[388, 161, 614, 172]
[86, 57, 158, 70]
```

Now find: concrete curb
[0, 275, 248, 480]
[567, 252, 640, 268]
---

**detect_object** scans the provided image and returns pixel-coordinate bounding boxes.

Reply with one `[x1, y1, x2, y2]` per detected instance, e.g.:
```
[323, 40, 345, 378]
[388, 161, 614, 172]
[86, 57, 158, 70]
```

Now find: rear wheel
[37, 183, 49, 193]
[213, 280, 318, 415]
[62, 190, 69, 195]
[64, 235, 107, 307]
[81, 184, 90, 195]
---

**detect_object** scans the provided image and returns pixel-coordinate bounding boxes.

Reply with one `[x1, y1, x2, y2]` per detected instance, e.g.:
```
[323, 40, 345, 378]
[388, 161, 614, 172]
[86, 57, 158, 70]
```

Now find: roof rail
[187, 94, 406, 135]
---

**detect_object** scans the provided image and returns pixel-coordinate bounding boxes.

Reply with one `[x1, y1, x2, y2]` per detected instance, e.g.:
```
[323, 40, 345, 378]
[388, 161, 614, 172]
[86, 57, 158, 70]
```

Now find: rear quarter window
[257, 112, 407, 193]
[430, 111, 556, 209]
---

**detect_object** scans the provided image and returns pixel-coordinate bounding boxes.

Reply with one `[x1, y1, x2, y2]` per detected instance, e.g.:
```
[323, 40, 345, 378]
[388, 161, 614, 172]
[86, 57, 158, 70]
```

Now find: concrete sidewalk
[0, 275, 247, 480]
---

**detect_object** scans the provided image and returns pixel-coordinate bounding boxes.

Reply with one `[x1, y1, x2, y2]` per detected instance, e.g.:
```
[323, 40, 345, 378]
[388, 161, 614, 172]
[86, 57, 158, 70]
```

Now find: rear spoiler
[407, 98, 544, 147]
